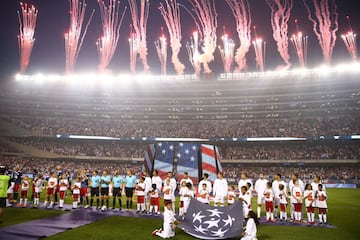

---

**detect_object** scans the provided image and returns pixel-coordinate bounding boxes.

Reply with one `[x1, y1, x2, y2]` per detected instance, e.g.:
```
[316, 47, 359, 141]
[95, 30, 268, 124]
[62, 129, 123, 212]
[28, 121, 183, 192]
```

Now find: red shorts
[14, 184, 20, 192]
[80, 187, 88, 197]
[294, 203, 302, 212]
[180, 201, 184, 208]
[21, 190, 28, 198]
[47, 188, 55, 195]
[35, 192, 41, 198]
[280, 203, 287, 212]
[306, 206, 314, 213]
[318, 208, 327, 214]
[56, 185, 60, 193]
[73, 194, 79, 201]
[137, 195, 145, 204]
[59, 190, 66, 199]
[7, 193, 12, 199]
[150, 197, 159, 206]
[265, 201, 274, 212]
[32, 185, 35, 192]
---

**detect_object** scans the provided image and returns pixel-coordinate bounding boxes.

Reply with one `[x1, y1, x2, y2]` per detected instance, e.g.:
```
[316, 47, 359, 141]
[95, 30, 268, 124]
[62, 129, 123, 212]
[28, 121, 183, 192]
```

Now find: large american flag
[201, 144, 218, 182]
[215, 146, 223, 173]
[177, 143, 199, 184]
[142, 143, 156, 173]
[153, 142, 175, 179]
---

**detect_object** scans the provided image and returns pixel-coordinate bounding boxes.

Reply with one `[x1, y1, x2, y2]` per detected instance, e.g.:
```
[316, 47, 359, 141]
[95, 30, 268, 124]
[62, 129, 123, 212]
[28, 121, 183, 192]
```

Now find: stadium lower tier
[1, 137, 359, 161]
[0, 155, 359, 186]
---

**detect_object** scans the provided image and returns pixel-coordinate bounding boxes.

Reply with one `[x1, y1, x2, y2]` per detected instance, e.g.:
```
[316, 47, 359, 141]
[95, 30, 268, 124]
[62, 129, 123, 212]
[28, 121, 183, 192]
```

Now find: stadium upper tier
[0, 71, 359, 137]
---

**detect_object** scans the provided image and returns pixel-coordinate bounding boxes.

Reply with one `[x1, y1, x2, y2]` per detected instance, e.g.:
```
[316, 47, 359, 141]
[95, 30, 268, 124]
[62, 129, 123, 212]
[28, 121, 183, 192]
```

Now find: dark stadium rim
[55, 134, 360, 142]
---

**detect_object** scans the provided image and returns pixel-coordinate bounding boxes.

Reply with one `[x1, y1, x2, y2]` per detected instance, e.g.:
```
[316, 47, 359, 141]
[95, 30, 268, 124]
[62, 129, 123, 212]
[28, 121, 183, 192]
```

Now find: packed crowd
[4, 138, 360, 161]
[222, 164, 359, 185]
[221, 142, 360, 160]
[11, 138, 144, 158]
[3, 116, 360, 138]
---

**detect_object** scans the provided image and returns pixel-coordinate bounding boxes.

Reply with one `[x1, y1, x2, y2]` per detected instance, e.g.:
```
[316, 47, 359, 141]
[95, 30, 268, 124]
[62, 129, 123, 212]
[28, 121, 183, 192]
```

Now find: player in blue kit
[125, 169, 137, 210]
[90, 171, 101, 210]
[112, 170, 123, 211]
[100, 170, 111, 211]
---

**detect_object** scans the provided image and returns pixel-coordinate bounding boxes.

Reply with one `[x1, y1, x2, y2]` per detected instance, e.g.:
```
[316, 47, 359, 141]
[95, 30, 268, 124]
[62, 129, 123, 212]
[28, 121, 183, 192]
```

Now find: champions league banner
[178, 199, 244, 239]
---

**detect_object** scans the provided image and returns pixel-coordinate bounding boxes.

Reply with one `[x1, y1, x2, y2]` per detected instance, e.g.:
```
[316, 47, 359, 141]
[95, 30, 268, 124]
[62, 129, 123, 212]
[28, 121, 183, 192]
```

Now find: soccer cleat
[151, 229, 159, 236]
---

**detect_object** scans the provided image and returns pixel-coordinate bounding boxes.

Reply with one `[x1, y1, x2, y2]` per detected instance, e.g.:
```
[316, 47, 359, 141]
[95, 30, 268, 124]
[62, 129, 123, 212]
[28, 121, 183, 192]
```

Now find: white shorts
[214, 195, 225, 204]
[243, 206, 250, 218]
[257, 195, 265, 205]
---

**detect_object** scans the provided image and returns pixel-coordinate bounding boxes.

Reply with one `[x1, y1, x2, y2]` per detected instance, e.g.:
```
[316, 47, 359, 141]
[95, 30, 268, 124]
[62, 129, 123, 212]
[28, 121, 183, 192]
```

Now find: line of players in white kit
[237, 172, 328, 225]
[6, 167, 328, 225]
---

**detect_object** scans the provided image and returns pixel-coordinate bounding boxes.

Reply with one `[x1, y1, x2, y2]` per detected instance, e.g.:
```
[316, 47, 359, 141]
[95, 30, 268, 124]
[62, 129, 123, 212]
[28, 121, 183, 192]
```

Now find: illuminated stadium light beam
[303, 0, 338, 65]
[96, 0, 127, 73]
[64, 0, 94, 74]
[184, 0, 218, 74]
[290, 19, 308, 67]
[224, 0, 252, 72]
[17, 2, 38, 74]
[265, 0, 293, 67]
[158, 0, 185, 75]
[218, 34, 235, 73]
[154, 32, 168, 75]
[186, 31, 202, 76]
[128, 0, 150, 73]
[253, 38, 266, 72]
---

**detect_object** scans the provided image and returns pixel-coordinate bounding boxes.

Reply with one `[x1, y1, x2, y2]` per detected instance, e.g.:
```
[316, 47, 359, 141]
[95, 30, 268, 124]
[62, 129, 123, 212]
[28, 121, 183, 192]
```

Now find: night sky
[0, 0, 358, 79]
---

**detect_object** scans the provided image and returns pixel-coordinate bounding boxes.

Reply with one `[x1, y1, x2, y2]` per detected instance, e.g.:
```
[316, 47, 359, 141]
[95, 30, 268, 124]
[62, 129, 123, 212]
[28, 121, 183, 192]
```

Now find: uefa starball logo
[179, 199, 243, 240]
[191, 209, 236, 238]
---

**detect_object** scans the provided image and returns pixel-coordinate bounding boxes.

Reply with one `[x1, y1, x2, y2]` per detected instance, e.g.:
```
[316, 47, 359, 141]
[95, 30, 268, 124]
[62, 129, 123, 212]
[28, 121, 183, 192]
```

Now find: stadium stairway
[0, 137, 62, 159]
[0, 118, 33, 137]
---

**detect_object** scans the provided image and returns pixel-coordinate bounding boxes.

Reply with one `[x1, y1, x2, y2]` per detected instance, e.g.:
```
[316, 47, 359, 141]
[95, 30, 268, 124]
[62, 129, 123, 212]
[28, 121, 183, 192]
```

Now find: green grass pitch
[1, 188, 359, 240]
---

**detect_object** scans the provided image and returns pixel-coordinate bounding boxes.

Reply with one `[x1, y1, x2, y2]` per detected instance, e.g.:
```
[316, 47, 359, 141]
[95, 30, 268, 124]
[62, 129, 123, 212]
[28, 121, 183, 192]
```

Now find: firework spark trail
[266, 0, 293, 67]
[65, 0, 94, 74]
[303, 0, 338, 65]
[253, 38, 266, 72]
[218, 34, 235, 73]
[17, 2, 38, 74]
[128, 27, 138, 74]
[96, 0, 127, 72]
[159, 0, 185, 75]
[342, 32, 357, 61]
[341, 16, 357, 61]
[290, 19, 308, 67]
[290, 32, 308, 67]
[225, 0, 251, 72]
[128, 0, 150, 73]
[154, 32, 167, 75]
[186, 0, 217, 74]
[186, 31, 201, 76]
